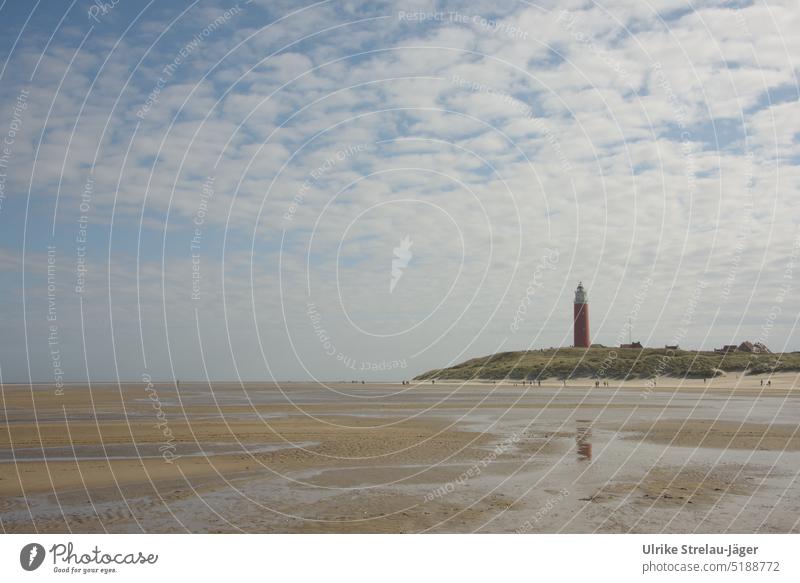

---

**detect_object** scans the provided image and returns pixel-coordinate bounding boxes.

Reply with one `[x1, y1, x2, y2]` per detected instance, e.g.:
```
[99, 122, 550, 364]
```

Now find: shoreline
[4, 370, 800, 388]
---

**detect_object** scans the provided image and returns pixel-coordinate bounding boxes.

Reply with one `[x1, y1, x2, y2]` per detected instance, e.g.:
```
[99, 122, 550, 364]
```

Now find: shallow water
[0, 441, 319, 463]
[3, 381, 799, 533]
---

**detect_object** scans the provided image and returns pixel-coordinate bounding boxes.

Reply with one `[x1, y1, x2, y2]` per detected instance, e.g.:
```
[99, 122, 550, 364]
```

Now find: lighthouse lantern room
[573, 282, 590, 348]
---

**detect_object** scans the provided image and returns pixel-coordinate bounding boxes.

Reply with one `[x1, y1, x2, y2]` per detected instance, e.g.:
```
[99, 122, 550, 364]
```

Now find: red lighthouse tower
[573, 282, 590, 348]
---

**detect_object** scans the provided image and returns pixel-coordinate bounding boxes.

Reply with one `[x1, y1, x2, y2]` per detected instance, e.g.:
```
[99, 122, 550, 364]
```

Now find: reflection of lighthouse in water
[573, 282, 590, 348]
[576, 421, 592, 460]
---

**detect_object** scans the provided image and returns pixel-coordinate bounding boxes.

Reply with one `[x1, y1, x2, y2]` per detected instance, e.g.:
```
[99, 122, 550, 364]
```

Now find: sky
[0, 0, 798, 383]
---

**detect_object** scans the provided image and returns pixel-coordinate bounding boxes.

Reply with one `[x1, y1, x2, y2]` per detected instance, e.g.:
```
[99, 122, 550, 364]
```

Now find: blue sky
[1, 0, 799, 383]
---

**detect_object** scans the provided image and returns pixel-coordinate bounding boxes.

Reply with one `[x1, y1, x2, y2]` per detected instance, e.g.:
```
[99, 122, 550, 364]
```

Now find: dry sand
[1, 373, 799, 533]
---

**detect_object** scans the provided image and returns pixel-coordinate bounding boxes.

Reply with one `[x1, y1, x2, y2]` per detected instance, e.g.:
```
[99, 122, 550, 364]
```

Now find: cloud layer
[1, 0, 798, 382]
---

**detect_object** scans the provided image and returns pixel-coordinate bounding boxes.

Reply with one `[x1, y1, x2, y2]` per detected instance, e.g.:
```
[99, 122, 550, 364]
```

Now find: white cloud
[0, 0, 798, 382]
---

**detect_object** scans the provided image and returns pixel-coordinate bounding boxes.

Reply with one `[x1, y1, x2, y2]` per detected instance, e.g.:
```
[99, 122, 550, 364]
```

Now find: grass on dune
[414, 347, 800, 381]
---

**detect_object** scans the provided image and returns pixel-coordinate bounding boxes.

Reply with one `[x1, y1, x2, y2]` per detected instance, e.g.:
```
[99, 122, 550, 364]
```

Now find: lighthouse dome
[574, 282, 588, 304]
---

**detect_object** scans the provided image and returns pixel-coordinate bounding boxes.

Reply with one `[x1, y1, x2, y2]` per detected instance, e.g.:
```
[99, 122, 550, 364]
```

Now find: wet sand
[1, 373, 799, 533]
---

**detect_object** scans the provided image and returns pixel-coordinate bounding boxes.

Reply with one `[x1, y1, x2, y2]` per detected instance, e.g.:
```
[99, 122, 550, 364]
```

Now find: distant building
[714, 341, 771, 354]
[714, 344, 738, 353]
[738, 341, 771, 353]
[573, 282, 590, 348]
[620, 341, 643, 349]
[665, 344, 679, 350]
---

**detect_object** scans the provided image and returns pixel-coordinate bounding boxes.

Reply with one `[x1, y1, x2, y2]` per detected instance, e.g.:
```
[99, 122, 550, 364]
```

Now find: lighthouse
[573, 282, 590, 348]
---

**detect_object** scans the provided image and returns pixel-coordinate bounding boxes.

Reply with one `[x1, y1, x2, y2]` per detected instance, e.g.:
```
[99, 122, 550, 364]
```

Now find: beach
[2, 373, 799, 533]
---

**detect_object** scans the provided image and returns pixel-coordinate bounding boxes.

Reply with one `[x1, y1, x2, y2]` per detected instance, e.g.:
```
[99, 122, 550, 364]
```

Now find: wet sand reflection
[576, 420, 592, 461]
